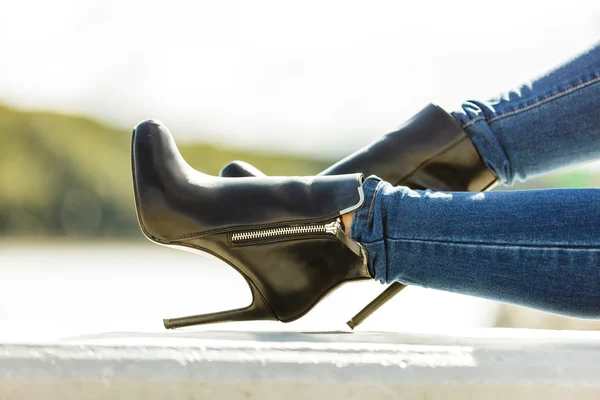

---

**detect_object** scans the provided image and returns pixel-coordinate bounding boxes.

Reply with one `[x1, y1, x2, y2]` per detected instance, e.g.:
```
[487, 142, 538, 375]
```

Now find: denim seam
[461, 74, 600, 129]
[362, 236, 600, 250]
[366, 180, 384, 222]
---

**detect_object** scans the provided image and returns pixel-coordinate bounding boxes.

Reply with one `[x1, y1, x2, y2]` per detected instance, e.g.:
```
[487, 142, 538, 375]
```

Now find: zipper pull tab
[325, 220, 367, 264]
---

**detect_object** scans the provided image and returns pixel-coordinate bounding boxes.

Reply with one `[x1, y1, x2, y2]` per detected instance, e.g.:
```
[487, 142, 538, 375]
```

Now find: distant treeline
[0, 104, 330, 238]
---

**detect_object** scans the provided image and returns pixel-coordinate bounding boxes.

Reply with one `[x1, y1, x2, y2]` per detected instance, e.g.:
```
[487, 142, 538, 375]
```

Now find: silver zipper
[231, 219, 367, 266]
[231, 220, 340, 242]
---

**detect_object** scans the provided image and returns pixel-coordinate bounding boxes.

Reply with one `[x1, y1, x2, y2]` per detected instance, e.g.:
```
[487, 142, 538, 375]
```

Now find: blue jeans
[351, 43, 600, 318]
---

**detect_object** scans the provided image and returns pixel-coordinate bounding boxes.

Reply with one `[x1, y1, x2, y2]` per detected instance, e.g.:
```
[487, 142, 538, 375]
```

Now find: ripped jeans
[350, 43, 600, 318]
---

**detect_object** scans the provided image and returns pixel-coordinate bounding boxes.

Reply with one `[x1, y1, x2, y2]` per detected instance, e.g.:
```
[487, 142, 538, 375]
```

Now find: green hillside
[2, 104, 599, 238]
[0, 104, 330, 237]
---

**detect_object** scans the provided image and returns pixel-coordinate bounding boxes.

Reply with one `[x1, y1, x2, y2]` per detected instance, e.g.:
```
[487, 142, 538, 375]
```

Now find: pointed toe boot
[131, 120, 371, 328]
[219, 103, 499, 328]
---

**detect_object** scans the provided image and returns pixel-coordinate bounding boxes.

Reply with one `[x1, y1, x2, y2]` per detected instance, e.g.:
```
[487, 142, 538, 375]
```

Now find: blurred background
[1, 0, 600, 333]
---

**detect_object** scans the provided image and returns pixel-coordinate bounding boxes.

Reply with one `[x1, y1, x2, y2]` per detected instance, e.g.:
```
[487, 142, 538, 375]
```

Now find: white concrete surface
[1, 325, 600, 399]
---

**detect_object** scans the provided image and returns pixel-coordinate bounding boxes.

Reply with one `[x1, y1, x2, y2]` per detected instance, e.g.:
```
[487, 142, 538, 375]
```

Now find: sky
[1, 0, 599, 156]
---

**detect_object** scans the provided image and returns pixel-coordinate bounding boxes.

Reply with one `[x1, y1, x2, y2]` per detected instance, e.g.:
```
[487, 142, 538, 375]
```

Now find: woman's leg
[350, 177, 600, 318]
[452, 43, 600, 184]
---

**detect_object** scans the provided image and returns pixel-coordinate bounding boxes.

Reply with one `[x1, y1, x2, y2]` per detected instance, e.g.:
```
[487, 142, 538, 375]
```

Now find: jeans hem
[351, 175, 385, 280]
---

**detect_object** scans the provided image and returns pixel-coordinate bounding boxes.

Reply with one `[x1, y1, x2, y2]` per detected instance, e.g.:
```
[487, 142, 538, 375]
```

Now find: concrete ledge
[1, 328, 600, 399]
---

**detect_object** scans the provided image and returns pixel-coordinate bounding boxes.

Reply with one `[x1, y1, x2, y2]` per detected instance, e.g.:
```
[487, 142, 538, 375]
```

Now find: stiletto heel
[164, 280, 276, 329]
[346, 283, 406, 329]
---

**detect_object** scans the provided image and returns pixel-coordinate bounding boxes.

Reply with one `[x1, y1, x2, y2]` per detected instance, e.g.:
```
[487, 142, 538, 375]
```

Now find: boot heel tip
[163, 319, 176, 329]
[346, 319, 357, 330]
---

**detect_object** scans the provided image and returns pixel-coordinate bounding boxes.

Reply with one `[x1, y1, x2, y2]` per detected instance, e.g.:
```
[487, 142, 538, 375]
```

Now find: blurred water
[0, 241, 499, 332]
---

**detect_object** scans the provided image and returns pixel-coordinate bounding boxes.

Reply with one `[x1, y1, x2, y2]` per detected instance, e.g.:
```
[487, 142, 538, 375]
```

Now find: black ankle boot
[219, 104, 499, 328]
[222, 104, 497, 190]
[132, 120, 371, 329]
